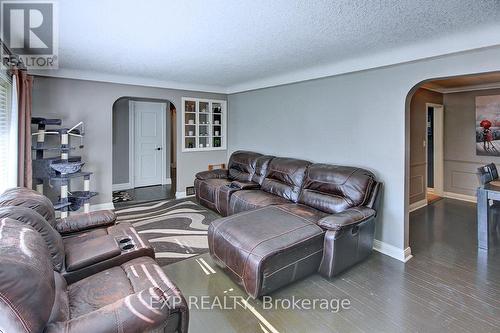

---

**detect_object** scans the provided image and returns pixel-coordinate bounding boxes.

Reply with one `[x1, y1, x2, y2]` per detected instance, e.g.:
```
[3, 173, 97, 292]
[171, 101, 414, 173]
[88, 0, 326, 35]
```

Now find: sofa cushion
[229, 189, 289, 215]
[276, 203, 329, 224]
[46, 256, 187, 333]
[228, 150, 263, 182]
[61, 222, 155, 283]
[260, 157, 311, 202]
[251, 155, 274, 184]
[298, 164, 376, 214]
[208, 206, 325, 298]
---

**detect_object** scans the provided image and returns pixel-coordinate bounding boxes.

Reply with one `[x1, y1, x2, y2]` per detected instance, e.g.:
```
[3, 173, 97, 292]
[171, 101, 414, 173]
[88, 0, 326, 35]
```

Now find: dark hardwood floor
[113, 184, 175, 207]
[164, 198, 500, 333]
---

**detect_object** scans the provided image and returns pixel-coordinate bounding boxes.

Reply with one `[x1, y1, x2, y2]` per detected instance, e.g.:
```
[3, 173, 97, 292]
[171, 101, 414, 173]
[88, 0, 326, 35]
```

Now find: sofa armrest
[317, 207, 376, 231]
[55, 210, 116, 235]
[195, 169, 228, 180]
[230, 180, 260, 190]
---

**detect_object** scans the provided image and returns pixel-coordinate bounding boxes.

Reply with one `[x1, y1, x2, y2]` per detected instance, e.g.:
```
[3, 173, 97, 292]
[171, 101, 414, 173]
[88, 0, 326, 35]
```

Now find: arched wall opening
[405, 71, 500, 254]
[112, 96, 177, 202]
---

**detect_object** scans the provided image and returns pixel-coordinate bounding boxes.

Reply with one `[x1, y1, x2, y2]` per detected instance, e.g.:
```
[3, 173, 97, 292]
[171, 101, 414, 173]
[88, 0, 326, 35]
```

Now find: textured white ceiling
[45, 0, 500, 92]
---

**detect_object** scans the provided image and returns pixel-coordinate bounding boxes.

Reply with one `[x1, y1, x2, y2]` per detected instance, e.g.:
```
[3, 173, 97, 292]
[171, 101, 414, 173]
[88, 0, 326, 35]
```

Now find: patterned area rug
[115, 198, 220, 266]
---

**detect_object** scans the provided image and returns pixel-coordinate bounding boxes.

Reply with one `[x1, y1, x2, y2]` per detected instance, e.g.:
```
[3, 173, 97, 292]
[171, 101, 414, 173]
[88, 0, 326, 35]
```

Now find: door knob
[156, 147, 163, 151]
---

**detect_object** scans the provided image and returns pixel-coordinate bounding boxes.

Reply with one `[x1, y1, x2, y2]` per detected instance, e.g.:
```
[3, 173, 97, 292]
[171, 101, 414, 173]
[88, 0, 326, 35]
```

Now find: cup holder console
[117, 236, 136, 251]
[119, 237, 132, 244]
[122, 244, 134, 251]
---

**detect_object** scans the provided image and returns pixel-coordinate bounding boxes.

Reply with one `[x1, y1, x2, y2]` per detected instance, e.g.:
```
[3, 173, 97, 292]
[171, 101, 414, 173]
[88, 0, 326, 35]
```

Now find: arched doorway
[406, 71, 500, 256]
[112, 97, 177, 206]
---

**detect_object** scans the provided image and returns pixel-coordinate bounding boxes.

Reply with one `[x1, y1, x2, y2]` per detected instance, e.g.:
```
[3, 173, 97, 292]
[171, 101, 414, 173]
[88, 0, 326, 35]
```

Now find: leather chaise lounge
[0, 218, 188, 333]
[196, 151, 382, 298]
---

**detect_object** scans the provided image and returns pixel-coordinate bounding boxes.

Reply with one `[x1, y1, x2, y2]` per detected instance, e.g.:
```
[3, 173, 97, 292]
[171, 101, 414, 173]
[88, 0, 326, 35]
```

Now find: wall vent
[186, 186, 195, 196]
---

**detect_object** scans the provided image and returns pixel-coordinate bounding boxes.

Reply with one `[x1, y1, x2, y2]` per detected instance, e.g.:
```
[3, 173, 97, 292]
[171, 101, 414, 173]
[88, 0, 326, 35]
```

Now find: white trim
[424, 82, 500, 94]
[161, 105, 167, 185]
[175, 191, 186, 199]
[29, 68, 227, 94]
[165, 178, 172, 185]
[175, 191, 195, 199]
[128, 101, 135, 188]
[443, 191, 477, 203]
[74, 202, 115, 212]
[90, 202, 115, 211]
[373, 240, 413, 263]
[409, 199, 427, 212]
[112, 183, 132, 191]
[425, 103, 444, 197]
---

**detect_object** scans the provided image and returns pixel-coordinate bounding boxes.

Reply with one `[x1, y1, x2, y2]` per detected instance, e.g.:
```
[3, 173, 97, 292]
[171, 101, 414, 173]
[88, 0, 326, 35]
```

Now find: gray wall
[112, 98, 172, 185]
[32, 77, 227, 204]
[228, 46, 500, 251]
[443, 88, 500, 197]
[409, 88, 443, 204]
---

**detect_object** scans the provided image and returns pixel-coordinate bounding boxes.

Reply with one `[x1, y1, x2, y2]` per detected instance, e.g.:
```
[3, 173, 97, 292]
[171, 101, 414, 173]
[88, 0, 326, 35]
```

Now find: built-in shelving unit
[182, 97, 227, 152]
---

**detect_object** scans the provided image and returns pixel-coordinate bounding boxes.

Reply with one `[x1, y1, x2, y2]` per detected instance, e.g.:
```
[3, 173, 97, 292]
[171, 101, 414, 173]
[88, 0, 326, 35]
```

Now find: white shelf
[181, 97, 227, 152]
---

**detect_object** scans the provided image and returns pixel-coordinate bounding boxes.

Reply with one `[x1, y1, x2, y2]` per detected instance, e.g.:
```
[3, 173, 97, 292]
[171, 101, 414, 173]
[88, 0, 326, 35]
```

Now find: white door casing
[425, 103, 444, 198]
[132, 101, 166, 187]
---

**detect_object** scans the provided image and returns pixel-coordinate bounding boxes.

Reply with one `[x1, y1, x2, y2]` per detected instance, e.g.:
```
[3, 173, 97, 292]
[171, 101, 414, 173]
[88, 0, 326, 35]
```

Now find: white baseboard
[409, 198, 427, 212]
[443, 191, 477, 203]
[164, 178, 172, 185]
[71, 202, 115, 214]
[90, 202, 115, 211]
[175, 191, 195, 199]
[112, 183, 132, 191]
[373, 240, 413, 262]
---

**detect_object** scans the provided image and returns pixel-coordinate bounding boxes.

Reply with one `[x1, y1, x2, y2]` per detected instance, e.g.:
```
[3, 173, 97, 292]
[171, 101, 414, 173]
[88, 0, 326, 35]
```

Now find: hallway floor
[113, 184, 175, 207]
[162, 198, 500, 332]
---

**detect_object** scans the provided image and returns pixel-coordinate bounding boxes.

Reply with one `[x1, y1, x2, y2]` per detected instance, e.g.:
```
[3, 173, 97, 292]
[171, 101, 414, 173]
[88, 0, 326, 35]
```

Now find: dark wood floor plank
[162, 198, 500, 333]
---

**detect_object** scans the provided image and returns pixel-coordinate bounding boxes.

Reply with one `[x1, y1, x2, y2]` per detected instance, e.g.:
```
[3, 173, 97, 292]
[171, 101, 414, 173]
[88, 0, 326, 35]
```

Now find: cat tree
[31, 117, 98, 218]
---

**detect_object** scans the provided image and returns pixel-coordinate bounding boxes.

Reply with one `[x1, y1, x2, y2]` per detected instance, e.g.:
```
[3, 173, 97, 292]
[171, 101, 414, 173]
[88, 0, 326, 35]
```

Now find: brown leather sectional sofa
[195, 151, 381, 298]
[0, 187, 188, 333]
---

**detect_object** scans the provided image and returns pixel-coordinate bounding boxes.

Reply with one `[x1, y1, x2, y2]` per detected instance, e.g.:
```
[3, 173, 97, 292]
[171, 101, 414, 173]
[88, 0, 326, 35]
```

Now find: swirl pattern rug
[115, 198, 220, 266]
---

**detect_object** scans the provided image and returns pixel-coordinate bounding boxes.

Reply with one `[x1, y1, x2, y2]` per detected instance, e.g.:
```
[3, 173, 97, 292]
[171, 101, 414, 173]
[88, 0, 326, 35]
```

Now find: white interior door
[133, 101, 166, 187]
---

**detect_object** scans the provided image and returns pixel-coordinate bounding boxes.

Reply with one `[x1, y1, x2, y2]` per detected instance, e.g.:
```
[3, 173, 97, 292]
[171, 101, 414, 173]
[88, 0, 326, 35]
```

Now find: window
[0, 71, 16, 193]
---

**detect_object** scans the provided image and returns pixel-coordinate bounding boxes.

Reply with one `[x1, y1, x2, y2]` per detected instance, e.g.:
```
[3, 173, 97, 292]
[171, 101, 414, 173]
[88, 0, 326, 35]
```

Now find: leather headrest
[0, 187, 56, 226]
[261, 157, 311, 202]
[299, 164, 376, 213]
[228, 151, 263, 182]
[0, 206, 65, 271]
[0, 218, 55, 333]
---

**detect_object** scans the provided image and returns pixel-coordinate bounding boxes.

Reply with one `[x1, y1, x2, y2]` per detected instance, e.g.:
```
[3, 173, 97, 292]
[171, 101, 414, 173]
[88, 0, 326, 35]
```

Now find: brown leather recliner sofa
[0, 188, 155, 283]
[0, 218, 188, 333]
[196, 151, 382, 298]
